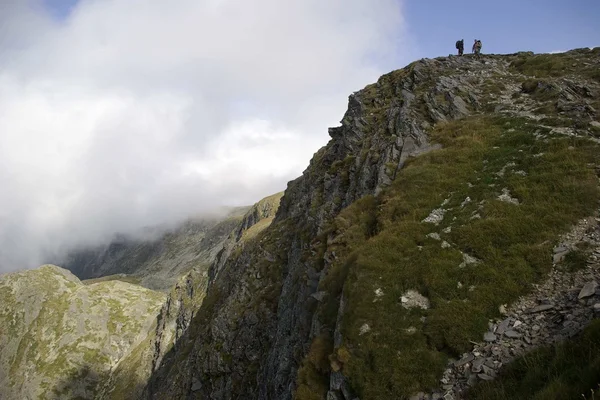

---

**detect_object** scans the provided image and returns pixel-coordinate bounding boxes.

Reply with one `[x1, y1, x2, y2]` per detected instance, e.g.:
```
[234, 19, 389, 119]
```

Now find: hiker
[455, 39, 464, 56]
[472, 39, 482, 56]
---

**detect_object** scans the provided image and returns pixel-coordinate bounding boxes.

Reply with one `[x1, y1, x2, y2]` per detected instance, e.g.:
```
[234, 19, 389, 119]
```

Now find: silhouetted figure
[472, 39, 482, 57]
[456, 39, 464, 56]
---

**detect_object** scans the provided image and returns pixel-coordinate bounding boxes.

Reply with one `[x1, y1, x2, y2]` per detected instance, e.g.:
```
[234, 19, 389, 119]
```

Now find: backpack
[476, 40, 482, 48]
[456, 40, 462, 49]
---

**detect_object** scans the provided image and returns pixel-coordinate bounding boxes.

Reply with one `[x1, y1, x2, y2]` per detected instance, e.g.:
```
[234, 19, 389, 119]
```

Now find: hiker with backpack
[455, 39, 464, 56]
[472, 39, 482, 56]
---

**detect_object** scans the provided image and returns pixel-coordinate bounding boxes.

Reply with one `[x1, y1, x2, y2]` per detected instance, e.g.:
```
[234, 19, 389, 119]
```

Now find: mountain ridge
[146, 48, 600, 400]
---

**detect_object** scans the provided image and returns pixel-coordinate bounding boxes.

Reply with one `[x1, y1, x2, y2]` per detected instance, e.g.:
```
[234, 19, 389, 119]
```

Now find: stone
[459, 252, 480, 268]
[478, 373, 494, 381]
[401, 290, 431, 310]
[427, 232, 442, 241]
[454, 354, 474, 367]
[553, 250, 570, 264]
[578, 281, 598, 299]
[191, 379, 202, 391]
[499, 304, 508, 315]
[504, 330, 522, 339]
[593, 303, 600, 314]
[441, 241, 452, 249]
[528, 304, 554, 313]
[311, 291, 328, 302]
[482, 365, 496, 377]
[590, 121, 600, 129]
[423, 208, 446, 225]
[359, 323, 371, 335]
[497, 188, 520, 205]
[484, 332, 497, 342]
[496, 318, 511, 335]
[374, 288, 384, 297]
[472, 357, 485, 373]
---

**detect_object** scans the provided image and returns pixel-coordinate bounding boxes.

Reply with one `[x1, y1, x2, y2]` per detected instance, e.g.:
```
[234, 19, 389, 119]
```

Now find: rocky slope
[145, 48, 600, 400]
[63, 208, 250, 291]
[0, 265, 165, 400]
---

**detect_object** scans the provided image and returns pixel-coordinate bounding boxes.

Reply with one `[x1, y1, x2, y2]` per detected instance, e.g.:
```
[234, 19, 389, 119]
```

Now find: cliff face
[146, 48, 600, 400]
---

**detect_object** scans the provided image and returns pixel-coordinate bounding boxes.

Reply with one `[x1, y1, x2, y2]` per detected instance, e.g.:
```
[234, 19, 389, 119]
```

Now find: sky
[0, 0, 598, 273]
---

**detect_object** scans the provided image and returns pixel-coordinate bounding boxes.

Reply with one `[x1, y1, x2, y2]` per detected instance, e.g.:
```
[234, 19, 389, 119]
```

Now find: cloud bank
[0, 0, 412, 272]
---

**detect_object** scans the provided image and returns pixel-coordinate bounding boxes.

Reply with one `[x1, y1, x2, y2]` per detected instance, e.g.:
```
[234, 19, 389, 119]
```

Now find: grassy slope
[297, 115, 600, 399]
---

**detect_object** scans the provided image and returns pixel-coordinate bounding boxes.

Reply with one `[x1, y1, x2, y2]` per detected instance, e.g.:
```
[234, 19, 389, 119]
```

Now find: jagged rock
[423, 208, 446, 225]
[401, 290, 431, 310]
[497, 188, 520, 205]
[427, 232, 442, 241]
[578, 281, 598, 299]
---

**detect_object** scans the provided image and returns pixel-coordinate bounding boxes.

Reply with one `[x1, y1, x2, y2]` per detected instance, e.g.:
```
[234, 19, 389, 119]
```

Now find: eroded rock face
[0, 265, 165, 400]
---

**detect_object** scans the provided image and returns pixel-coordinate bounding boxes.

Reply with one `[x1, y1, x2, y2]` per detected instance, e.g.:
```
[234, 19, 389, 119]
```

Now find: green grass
[468, 320, 600, 400]
[560, 242, 594, 272]
[510, 50, 600, 82]
[309, 116, 600, 399]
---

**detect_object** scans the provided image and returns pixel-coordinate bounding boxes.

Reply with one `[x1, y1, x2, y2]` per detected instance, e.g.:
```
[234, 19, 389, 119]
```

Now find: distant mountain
[0, 265, 164, 400]
[62, 208, 251, 291]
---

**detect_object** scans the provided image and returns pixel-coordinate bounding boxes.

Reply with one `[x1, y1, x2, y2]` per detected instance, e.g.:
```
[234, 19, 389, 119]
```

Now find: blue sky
[405, 0, 600, 58]
[42, 0, 79, 19]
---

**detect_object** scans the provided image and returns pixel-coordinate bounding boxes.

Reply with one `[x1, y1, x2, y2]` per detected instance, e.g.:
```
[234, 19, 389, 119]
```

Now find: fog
[0, 0, 413, 272]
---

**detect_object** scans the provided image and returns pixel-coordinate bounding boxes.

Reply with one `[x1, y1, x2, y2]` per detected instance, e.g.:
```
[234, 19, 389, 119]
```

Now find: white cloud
[0, 0, 413, 272]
